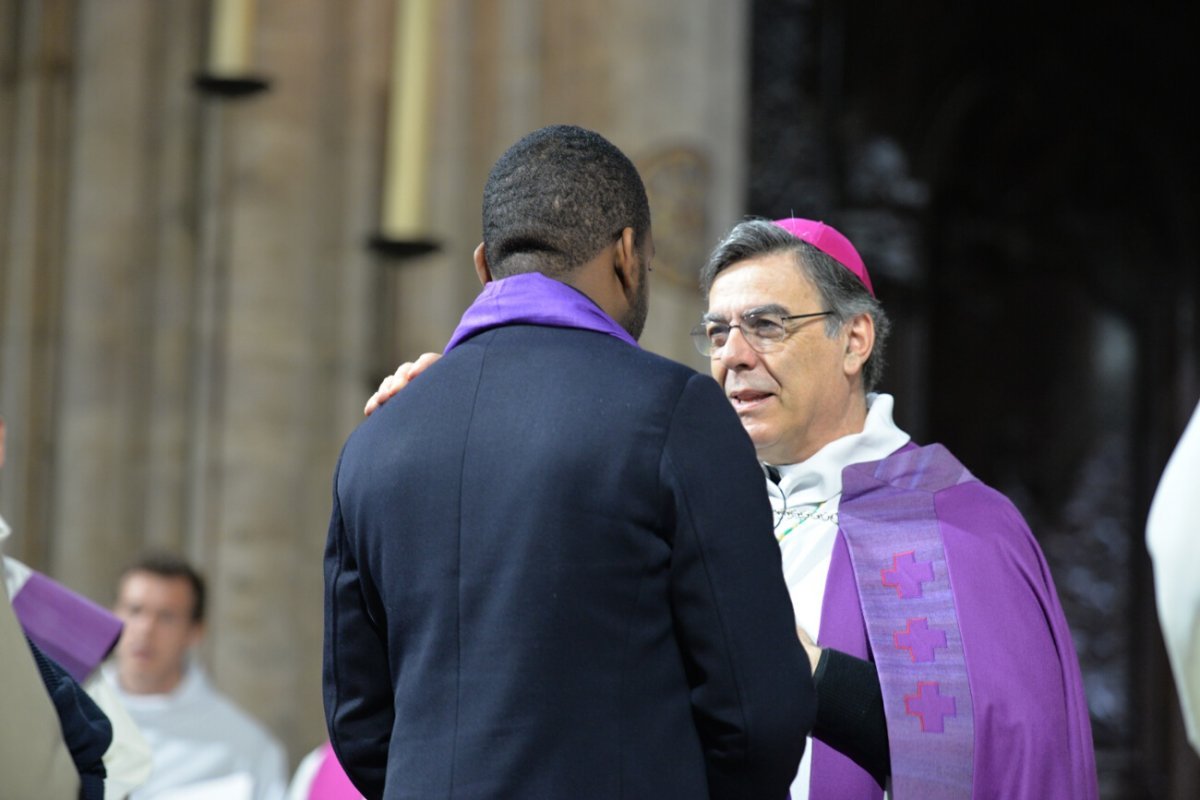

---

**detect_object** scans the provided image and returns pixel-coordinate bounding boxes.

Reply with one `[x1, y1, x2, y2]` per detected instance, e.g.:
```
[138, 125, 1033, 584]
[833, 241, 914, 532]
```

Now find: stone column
[52, 0, 192, 596]
[201, 0, 389, 756]
[0, 0, 77, 571]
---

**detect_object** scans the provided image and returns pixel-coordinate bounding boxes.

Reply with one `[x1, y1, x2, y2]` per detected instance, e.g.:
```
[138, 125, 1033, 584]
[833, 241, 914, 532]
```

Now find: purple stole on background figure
[11, 570, 123, 682]
[838, 445, 975, 799]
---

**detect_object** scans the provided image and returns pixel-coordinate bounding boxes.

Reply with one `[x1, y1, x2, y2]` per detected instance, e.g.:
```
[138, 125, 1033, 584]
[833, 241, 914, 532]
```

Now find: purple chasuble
[12, 571, 124, 682]
[812, 443, 1097, 800]
[445, 273, 638, 352]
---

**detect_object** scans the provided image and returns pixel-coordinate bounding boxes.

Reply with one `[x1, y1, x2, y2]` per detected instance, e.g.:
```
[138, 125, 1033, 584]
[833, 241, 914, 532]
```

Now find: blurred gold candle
[382, 0, 435, 239]
[208, 0, 255, 77]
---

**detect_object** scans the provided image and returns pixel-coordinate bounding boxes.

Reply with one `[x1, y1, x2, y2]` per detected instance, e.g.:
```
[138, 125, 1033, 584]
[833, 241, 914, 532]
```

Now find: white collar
[1, 515, 33, 599]
[764, 393, 910, 505]
[105, 659, 209, 710]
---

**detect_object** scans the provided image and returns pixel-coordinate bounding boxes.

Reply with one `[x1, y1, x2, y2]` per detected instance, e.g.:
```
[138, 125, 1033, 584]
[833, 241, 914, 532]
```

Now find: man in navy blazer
[324, 125, 815, 799]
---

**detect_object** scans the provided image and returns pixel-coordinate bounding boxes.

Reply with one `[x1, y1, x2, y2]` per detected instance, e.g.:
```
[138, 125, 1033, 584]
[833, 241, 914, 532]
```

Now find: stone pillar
[202, 0, 388, 756]
[0, 0, 76, 571]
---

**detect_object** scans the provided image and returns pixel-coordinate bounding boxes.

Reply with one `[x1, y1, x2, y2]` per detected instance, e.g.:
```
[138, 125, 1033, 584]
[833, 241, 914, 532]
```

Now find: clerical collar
[1, 514, 15, 598]
[764, 393, 911, 504]
[445, 272, 639, 352]
[105, 659, 209, 708]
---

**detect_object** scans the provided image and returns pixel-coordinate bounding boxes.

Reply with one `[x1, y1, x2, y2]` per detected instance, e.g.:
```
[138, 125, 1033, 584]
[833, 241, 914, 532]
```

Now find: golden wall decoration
[637, 145, 713, 289]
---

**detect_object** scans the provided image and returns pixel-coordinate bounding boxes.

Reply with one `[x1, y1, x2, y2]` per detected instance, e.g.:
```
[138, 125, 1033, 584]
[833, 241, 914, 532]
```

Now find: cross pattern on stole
[904, 681, 957, 733]
[893, 617, 948, 663]
[881, 551, 934, 599]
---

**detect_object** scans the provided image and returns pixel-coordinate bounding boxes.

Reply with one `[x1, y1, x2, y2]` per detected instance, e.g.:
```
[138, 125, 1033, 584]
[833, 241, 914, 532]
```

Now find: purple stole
[837, 444, 975, 799]
[12, 570, 123, 682]
[810, 442, 1098, 800]
[444, 272, 638, 353]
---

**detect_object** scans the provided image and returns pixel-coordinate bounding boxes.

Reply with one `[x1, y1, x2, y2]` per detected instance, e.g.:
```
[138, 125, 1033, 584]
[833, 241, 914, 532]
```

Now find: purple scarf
[445, 273, 638, 352]
[12, 571, 123, 682]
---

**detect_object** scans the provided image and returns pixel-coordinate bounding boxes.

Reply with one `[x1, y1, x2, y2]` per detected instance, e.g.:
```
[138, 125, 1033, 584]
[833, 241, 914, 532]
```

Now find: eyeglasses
[690, 310, 834, 356]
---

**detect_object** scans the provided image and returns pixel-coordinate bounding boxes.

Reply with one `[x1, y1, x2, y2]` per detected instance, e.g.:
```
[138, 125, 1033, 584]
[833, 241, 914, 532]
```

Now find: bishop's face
[705, 252, 863, 465]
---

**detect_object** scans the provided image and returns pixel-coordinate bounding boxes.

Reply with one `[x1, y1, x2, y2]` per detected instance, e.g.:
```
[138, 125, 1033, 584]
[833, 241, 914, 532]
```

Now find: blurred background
[1, 0, 1196, 796]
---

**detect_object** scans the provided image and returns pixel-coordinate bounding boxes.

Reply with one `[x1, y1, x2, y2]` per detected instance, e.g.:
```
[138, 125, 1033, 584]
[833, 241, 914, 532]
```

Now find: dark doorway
[750, 2, 1200, 797]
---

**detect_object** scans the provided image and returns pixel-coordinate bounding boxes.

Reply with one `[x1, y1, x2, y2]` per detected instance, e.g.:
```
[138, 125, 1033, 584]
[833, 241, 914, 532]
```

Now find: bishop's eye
[744, 314, 787, 341]
[704, 321, 731, 346]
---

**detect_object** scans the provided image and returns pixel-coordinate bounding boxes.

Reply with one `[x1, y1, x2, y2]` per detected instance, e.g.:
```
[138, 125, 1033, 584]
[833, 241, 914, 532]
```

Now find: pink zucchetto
[771, 217, 875, 297]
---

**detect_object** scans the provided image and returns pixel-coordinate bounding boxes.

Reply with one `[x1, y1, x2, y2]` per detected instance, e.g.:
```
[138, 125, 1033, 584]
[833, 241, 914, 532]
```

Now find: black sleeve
[662, 374, 816, 799]
[323, 450, 393, 799]
[27, 638, 112, 800]
[812, 647, 891, 789]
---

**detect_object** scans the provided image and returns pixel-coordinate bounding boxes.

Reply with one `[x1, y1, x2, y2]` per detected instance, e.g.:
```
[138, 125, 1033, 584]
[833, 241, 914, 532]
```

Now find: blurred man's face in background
[113, 571, 202, 695]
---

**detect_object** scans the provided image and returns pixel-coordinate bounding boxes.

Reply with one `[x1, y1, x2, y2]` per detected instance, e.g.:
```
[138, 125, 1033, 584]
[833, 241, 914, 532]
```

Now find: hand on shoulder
[363, 352, 442, 416]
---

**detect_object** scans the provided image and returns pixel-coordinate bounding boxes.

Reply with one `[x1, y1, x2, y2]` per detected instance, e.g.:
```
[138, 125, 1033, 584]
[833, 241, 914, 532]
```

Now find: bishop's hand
[364, 352, 442, 416]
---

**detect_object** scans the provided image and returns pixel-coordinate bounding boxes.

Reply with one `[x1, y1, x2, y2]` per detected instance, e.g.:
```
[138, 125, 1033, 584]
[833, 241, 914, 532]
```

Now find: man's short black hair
[119, 553, 207, 624]
[482, 125, 651, 279]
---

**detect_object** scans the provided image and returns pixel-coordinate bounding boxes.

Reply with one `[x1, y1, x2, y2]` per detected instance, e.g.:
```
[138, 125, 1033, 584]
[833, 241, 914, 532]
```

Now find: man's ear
[612, 227, 638, 296]
[473, 242, 493, 286]
[843, 312, 876, 377]
[187, 621, 206, 650]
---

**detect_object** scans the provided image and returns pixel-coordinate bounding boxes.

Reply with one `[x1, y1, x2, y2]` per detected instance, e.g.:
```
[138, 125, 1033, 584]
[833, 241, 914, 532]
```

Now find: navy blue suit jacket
[324, 324, 814, 799]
